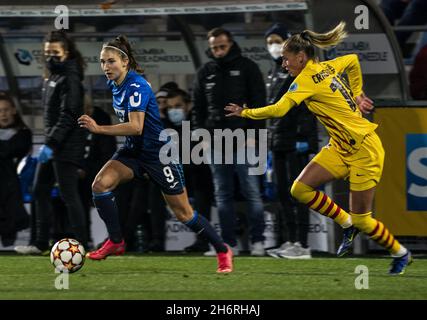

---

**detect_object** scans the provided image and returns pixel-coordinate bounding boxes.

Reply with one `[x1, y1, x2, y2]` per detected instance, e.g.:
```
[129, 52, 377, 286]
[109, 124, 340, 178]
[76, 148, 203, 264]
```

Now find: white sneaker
[250, 241, 265, 256]
[14, 245, 42, 255]
[204, 245, 239, 257]
[266, 241, 294, 259]
[279, 242, 312, 259]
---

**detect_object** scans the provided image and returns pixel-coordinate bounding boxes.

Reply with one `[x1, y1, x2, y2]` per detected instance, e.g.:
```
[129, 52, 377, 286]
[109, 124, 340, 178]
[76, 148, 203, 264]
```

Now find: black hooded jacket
[0, 124, 32, 239]
[192, 42, 266, 131]
[41, 59, 87, 165]
[0, 126, 32, 189]
[266, 58, 318, 153]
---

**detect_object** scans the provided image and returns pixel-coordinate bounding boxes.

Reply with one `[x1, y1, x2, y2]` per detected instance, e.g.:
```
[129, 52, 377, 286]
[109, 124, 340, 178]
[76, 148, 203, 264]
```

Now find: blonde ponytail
[302, 21, 347, 49]
[284, 21, 347, 59]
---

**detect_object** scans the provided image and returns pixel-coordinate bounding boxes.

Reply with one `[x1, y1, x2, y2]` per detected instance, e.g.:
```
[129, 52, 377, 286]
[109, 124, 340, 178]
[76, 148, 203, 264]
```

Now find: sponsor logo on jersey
[129, 91, 142, 108]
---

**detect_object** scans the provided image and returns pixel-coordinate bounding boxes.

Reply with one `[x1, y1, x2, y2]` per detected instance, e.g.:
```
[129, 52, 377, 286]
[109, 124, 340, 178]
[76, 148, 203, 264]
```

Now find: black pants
[188, 163, 214, 221]
[273, 150, 310, 247]
[189, 163, 214, 245]
[0, 177, 28, 246]
[33, 160, 87, 250]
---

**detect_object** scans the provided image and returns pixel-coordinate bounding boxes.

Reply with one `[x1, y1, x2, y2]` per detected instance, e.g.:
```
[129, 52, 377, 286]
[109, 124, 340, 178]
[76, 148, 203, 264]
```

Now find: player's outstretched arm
[224, 103, 245, 117]
[225, 96, 296, 120]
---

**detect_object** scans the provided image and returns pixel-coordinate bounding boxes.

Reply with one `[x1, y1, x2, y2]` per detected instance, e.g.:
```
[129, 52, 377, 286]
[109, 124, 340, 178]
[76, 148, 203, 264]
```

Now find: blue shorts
[112, 147, 185, 195]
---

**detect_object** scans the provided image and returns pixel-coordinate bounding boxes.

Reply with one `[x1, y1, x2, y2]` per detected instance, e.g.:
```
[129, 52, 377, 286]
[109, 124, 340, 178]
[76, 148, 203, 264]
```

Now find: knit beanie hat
[264, 23, 291, 40]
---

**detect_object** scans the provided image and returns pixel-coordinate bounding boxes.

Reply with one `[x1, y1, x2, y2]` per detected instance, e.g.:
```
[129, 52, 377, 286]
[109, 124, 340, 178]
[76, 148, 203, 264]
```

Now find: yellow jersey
[241, 54, 377, 154]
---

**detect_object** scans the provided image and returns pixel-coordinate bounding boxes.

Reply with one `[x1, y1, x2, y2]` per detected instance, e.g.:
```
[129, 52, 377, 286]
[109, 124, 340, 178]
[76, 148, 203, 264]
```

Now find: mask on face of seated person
[167, 108, 185, 126]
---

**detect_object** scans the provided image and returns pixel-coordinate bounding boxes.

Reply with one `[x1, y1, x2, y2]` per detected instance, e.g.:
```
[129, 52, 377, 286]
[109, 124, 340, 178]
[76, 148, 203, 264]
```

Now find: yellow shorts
[311, 132, 385, 191]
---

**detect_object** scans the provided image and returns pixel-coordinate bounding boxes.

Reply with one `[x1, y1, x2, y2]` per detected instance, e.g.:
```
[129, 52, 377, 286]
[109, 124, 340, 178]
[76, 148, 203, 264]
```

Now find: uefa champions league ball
[50, 238, 86, 273]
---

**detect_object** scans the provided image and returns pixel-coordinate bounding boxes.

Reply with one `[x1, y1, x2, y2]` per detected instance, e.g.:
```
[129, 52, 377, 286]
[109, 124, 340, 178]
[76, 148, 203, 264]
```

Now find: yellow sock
[290, 180, 351, 227]
[350, 212, 402, 255]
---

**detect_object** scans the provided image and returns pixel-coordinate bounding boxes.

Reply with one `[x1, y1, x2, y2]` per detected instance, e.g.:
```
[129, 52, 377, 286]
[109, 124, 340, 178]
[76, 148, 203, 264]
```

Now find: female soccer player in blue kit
[78, 35, 233, 273]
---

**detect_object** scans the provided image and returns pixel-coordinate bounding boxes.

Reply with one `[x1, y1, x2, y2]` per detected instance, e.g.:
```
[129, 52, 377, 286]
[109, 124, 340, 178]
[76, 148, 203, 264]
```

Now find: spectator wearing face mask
[15, 30, 88, 255]
[164, 88, 197, 197]
[164, 89, 191, 128]
[164, 88, 215, 253]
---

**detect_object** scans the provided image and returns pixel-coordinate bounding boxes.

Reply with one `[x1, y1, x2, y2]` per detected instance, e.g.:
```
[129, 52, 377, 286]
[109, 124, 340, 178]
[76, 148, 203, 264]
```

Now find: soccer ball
[50, 238, 86, 273]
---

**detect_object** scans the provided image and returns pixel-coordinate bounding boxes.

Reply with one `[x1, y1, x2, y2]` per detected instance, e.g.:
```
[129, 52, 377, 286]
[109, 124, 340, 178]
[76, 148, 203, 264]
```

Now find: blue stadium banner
[406, 134, 427, 211]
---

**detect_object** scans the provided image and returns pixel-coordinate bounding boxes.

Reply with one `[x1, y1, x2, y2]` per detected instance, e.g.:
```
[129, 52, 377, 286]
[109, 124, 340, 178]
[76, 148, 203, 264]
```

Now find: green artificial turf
[0, 253, 426, 300]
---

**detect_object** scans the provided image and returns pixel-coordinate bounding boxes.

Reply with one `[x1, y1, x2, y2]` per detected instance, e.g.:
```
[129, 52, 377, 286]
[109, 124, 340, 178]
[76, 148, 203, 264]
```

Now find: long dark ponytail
[102, 35, 144, 75]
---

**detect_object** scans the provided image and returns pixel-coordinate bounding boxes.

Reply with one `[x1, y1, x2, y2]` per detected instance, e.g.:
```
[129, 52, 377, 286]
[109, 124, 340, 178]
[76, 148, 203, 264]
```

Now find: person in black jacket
[192, 27, 266, 256]
[15, 30, 88, 254]
[262, 23, 318, 259]
[0, 93, 32, 247]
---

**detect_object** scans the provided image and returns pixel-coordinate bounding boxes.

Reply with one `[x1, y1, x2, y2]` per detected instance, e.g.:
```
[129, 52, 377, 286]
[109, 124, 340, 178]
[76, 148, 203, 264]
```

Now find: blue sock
[184, 211, 227, 253]
[92, 192, 122, 243]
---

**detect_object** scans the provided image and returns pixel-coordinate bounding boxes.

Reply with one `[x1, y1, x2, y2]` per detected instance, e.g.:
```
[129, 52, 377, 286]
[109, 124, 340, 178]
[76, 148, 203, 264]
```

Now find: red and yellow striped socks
[290, 181, 407, 257]
[350, 212, 405, 256]
[291, 180, 351, 227]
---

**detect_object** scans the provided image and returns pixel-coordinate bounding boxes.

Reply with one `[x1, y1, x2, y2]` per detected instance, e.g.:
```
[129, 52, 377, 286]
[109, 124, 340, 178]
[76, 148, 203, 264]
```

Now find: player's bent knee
[290, 180, 299, 199]
[290, 180, 314, 203]
[170, 204, 193, 222]
[174, 209, 193, 222]
[92, 178, 113, 194]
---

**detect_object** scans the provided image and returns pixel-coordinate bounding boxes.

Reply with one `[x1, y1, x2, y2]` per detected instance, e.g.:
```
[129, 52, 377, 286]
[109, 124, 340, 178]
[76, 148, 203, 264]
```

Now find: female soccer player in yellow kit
[225, 22, 412, 275]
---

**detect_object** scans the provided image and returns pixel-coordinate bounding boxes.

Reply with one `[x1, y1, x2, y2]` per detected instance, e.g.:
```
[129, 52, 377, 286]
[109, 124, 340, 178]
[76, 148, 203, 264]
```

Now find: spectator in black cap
[265, 23, 291, 63]
[263, 23, 319, 260]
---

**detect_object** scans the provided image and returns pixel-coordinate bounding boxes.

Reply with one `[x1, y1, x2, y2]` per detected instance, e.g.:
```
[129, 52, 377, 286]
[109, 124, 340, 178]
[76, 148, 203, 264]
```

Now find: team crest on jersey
[289, 83, 298, 92]
[130, 91, 142, 107]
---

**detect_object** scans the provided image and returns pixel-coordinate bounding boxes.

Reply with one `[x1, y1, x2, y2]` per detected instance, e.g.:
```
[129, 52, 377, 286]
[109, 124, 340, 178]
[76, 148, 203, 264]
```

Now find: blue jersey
[108, 70, 165, 159]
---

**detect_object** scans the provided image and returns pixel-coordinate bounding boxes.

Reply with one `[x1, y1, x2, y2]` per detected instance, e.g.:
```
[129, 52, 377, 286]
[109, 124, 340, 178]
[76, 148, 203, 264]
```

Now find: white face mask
[167, 108, 185, 126]
[267, 43, 283, 60]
